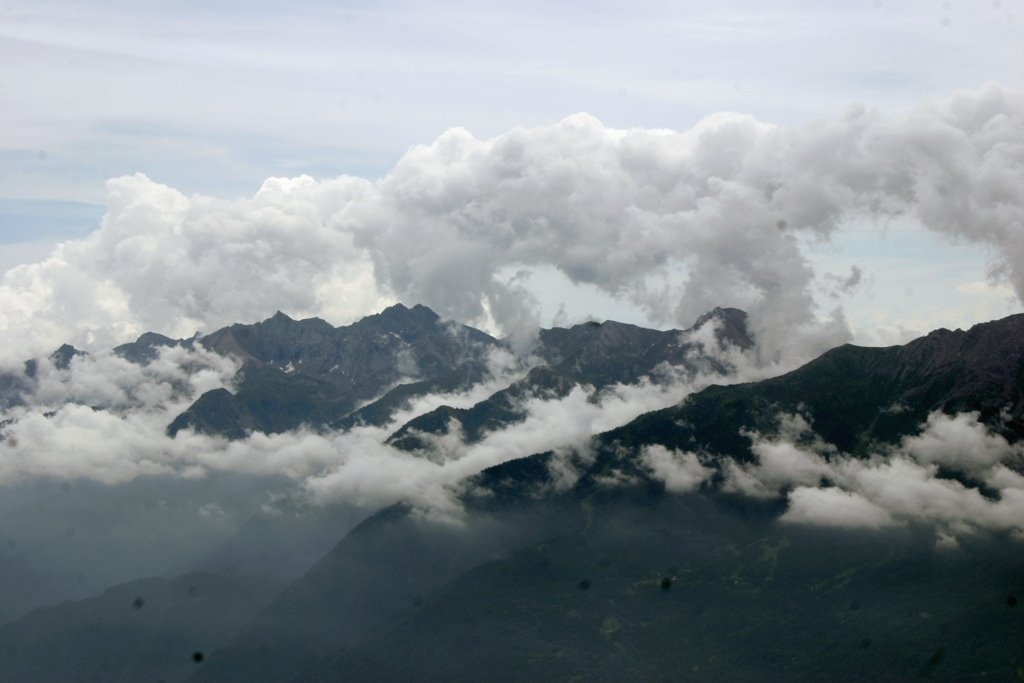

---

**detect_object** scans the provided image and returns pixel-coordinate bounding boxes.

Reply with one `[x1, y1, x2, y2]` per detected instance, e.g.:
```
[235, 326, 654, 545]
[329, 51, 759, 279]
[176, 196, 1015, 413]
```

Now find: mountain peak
[692, 306, 746, 328]
[49, 343, 85, 370]
[372, 303, 440, 325]
[690, 307, 753, 350]
[134, 331, 175, 346]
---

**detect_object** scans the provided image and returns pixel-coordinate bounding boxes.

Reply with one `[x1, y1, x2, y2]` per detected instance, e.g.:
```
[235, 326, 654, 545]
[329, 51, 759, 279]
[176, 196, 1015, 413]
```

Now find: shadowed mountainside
[188, 313, 1024, 682]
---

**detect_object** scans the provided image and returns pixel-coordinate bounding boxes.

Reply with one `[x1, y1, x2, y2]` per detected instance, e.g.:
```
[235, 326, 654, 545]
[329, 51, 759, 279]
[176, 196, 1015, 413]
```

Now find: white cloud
[722, 412, 835, 496]
[641, 444, 714, 493]
[781, 486, 894, 529]
[3, 85, 1024, 369]
[899, 410, 1023, 473]
[718, 410, 1024, 542]
[0, 328, 755, 522]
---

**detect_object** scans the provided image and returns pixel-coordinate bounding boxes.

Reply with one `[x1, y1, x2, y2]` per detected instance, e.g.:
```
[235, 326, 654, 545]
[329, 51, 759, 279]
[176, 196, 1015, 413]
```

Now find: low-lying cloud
[0, 331, 753, 521]
[706, 410, 1024, 544]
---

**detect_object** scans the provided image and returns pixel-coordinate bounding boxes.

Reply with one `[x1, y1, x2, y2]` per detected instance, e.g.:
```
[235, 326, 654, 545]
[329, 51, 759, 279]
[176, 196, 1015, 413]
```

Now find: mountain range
[0, 305, 1021, 681]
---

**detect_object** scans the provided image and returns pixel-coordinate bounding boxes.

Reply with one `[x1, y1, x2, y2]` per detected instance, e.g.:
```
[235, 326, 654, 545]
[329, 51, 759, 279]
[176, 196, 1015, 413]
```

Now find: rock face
[167, 304, 500, 437]
[113, 331, 179, 364]
[582, 312, 1024, 470]
[536, 307, 751, 388]
[166, 304, 754, 441]
[388, 308, 753, 452]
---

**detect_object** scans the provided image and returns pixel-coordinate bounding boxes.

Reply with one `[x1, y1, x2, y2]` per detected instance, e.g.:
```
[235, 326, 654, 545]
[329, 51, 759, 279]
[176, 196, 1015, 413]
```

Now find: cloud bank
[0, 336, 748, 521]
[2, 324, 1022, 540]
[2, 85, 1024, 365]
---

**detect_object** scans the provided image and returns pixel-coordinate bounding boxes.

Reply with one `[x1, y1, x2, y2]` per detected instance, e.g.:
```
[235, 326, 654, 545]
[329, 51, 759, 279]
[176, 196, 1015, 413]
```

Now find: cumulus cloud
[0, 174, 391, 362]
[2, 85, 1024, 366]
[3, 84, 1024, 530]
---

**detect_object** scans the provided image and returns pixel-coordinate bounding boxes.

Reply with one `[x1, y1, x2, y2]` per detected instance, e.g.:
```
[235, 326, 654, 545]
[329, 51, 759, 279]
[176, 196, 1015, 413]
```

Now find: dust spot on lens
[132, 596, 145, 610]
[188, 585, 199, 597]
[579, 579, 591, 591]
[660, 577, 673, 592]
[849, 600, 861, 611]
[1007, 594, 1018, 607]
[860, 637, 871, 649]
[192, 651, 204, 663]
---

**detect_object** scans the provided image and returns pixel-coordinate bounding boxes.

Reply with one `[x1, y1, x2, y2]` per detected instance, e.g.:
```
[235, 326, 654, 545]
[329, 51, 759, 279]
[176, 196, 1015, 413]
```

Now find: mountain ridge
[184, 311, 1024, 682]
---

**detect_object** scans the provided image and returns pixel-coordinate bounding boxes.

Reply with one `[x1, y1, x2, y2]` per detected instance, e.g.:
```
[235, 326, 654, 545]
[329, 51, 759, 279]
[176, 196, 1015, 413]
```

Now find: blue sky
[1, 0, 1023, 349]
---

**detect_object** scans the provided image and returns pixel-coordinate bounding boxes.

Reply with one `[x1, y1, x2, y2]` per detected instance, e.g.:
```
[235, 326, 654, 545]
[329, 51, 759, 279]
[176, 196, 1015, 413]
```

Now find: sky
[2, 0, 1024, 357]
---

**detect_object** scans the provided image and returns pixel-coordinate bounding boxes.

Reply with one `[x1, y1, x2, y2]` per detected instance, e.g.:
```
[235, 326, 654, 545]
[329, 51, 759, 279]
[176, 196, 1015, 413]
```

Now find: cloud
[780, 487, 894, 529]
[716, 410, 1024, 543]
[825, 265, 863, 298]
[724, 414, 836, 495]
[0, 174, 391, 362]
[0, 345, 239, 484]
[3, 85, 1024, 366]
[899, 410, 1023, 473]
[641, 444, 714, 493]
[303, 366, 725, 519]
[0, 331, 754, 522]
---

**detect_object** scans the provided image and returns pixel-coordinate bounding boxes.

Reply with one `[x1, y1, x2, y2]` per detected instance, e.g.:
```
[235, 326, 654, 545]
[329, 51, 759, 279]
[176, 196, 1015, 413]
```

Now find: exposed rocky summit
[167, 304, 500, 437]
[388, 308, 753, 452]
[166, 304, 754, 441]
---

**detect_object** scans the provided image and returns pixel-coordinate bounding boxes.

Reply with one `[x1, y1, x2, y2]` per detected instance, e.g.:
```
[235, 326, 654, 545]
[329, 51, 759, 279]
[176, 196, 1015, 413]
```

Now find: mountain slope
[592, 312, 1024, 467]
[307, 501, 1023, 682]
[188, 504, 559, 683]
[386, 307, 752, 452]
[193, 313, 1024, 682]
[0, 572, 282, 683]
[168, 304, 500, 438]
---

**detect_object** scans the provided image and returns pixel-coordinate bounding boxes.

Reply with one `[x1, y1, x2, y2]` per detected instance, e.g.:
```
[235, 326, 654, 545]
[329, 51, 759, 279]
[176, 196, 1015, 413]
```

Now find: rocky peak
[689, 307, 753, 350]
[134, 331, 176, 346]
[49, 344, 85, 370]
[113, 332, 180, 364]
[362, 303, 441, 333]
